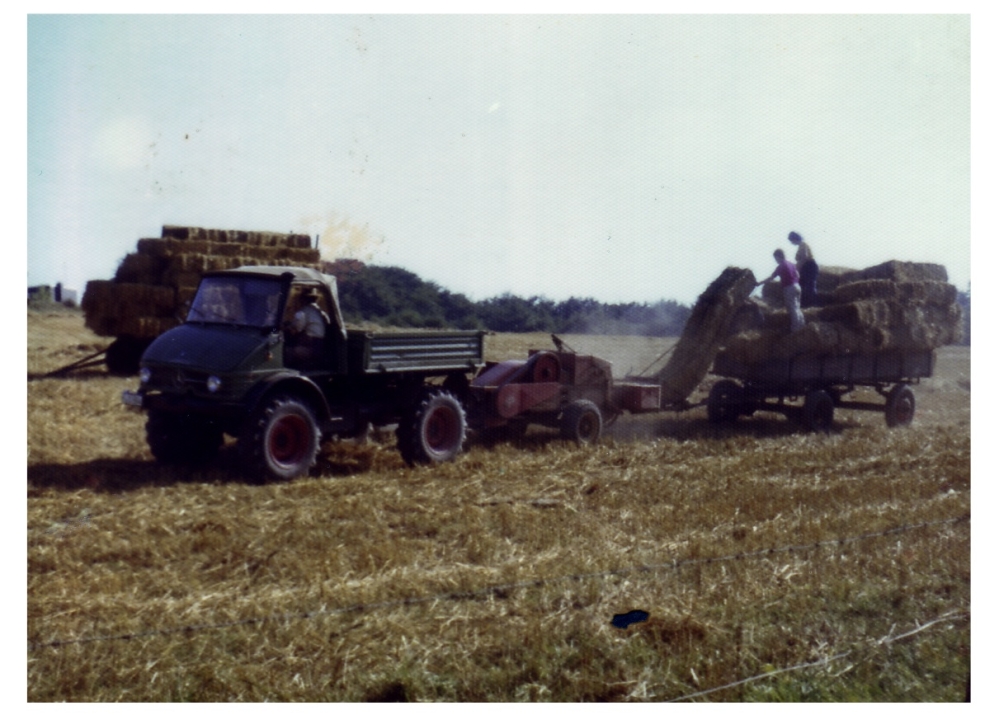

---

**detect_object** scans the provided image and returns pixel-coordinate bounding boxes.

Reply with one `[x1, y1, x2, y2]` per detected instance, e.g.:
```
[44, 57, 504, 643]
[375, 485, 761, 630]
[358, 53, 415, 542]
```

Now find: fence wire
[666, 610, 970, 702]
[28, 512, 969, 651]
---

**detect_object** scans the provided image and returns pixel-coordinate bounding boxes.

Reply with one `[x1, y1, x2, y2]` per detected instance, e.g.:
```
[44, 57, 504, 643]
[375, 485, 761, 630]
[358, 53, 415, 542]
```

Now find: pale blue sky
[27, 14, 970, 304]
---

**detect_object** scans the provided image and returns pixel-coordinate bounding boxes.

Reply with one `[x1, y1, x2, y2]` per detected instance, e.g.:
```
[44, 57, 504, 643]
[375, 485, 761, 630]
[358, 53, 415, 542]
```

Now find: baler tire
[560, 399, 603, 445]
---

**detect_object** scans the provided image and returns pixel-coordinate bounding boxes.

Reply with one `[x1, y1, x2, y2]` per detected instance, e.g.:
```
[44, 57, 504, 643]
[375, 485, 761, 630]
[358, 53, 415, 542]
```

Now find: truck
[123, 265, 483, 480]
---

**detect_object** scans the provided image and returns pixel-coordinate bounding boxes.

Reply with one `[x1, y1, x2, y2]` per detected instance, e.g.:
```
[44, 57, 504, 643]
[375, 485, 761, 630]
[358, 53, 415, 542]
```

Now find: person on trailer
[285, 288, 329, 368]
[757, 248, 806, 332]
[788, 231, 819, 307]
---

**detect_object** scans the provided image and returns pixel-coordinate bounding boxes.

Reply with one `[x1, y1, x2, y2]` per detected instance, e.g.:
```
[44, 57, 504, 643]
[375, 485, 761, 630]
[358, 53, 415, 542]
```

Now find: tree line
[325, 260, 692, 336]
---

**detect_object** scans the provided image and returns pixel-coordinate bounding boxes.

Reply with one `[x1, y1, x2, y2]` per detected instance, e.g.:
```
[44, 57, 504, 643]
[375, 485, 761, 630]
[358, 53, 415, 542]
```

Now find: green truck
[122, 266, 484, 480]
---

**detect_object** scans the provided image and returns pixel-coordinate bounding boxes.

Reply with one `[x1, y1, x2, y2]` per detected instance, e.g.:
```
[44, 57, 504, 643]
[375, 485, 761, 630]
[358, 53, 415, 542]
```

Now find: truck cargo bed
[347, 330, 485, 374]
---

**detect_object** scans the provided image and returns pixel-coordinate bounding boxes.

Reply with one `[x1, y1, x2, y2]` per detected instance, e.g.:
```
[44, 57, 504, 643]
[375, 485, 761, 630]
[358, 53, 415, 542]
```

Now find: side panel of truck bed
[347, 330, 485, 374]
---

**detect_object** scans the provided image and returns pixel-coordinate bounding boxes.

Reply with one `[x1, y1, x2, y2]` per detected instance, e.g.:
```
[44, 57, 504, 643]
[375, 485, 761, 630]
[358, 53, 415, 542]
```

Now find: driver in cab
[285, 288, 328, 368]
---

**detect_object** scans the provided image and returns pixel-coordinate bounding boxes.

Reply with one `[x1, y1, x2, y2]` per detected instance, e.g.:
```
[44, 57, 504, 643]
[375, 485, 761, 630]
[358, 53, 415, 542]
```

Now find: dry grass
[27, 311, 970, 701]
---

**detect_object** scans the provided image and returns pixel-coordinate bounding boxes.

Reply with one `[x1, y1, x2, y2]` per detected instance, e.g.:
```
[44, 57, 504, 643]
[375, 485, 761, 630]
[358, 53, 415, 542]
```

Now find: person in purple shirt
[756, 248, 806, 332]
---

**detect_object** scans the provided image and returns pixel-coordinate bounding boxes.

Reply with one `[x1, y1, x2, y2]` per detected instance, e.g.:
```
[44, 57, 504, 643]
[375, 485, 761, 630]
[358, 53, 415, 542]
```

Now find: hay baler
[464, 337, 661, 444]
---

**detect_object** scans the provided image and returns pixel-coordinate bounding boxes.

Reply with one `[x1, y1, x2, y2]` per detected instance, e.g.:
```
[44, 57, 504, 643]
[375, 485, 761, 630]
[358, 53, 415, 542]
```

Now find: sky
[26, 13, 971, 306]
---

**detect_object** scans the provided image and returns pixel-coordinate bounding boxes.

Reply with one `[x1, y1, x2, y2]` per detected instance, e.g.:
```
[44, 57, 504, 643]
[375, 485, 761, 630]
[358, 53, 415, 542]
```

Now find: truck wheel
[146, 411, 222, 465]
[802, 389, 835, 433]
[240, 394, 320, 481]
[560, 399, 603, 445]
[707, 380, 744, 423]
[885, 384, 916, 427]
[397, 390, 467, 466]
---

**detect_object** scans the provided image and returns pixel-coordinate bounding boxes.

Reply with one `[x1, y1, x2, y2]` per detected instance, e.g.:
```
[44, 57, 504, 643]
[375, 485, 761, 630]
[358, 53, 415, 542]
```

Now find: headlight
[139, 367, 151, 384]
[206, 375, 222, 393]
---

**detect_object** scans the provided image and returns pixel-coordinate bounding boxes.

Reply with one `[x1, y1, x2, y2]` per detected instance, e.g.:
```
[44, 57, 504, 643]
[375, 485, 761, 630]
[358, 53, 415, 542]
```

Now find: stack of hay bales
[82, 225, 321, 339]
[657, 267, 756, 405]
[722, 260, 962, 364]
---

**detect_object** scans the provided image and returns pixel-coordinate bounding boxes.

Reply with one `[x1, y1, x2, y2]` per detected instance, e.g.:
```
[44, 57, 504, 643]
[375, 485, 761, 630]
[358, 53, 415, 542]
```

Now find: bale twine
[658, 267, 756, 404]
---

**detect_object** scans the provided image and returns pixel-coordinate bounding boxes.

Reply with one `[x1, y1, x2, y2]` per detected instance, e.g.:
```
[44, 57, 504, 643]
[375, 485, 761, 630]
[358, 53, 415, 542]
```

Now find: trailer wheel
[106, 337, 150, 376]
[398, 389, 467, 466]
[707, 380, 744, 423]
[146, 411, 222, 465]
[240, 394, 320, 481]
[802, 389, 835, 433]
[885, 384, 916, 428]
[560, 399, 603, 445]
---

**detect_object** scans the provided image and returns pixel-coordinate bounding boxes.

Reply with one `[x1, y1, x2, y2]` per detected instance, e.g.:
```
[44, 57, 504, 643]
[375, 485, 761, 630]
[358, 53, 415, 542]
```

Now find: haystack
[720, 260, 962, 364]
[83, 225, 322, 339]
[657, 267, 756, 405]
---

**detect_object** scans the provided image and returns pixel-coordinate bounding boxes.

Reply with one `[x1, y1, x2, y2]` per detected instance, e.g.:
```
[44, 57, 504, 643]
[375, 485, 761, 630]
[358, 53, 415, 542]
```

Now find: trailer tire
[802, 389, 835, 433]
[397, 389, 467, 466]
[707, 380, 744, 423]
[106, 337, 149, 376]
[560, 399, 603, 445]
[885, 384, 916, 428]
[239, 394, 320, 481]
[146, 411, 222, 465]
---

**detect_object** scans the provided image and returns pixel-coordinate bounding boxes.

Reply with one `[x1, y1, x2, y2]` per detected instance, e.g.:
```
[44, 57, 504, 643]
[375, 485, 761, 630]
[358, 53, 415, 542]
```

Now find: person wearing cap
[756, 248, 806, 332]
[286, 288, 329, 367]
[788, 231, 819, 307]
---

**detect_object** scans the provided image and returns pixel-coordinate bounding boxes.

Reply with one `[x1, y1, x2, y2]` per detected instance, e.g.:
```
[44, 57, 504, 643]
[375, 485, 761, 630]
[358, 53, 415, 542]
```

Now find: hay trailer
[706, 349, 933, 431]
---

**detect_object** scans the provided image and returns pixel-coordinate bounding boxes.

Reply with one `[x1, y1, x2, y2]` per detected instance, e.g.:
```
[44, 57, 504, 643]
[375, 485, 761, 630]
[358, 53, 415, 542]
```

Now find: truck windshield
[187, 276, 284, 328]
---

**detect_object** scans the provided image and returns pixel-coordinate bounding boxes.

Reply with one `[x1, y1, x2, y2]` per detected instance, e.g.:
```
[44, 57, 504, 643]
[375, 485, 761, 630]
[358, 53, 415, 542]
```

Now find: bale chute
[656, 267, 756, 406]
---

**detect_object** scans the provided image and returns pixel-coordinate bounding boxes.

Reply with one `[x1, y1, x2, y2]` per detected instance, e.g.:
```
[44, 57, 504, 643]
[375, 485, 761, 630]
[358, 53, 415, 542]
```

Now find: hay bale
[658, 267, 756, 404]
[815, 266, 857, 293]
[832, 279, 957, 306]
[114, 253, 167, 284]
[841, 260, 948, 284]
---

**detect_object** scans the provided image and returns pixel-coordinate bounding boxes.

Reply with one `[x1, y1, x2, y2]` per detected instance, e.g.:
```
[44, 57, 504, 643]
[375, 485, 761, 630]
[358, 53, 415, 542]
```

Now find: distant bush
[328, 262, 692, 336]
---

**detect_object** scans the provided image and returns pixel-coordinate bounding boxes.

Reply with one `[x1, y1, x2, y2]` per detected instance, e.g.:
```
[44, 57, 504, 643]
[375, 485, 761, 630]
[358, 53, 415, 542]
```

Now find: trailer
[706, 349, 933, 431]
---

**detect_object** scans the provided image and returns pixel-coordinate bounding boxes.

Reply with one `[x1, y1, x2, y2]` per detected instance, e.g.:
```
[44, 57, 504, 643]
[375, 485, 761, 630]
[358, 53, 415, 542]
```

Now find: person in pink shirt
[756, 248, 806, 332]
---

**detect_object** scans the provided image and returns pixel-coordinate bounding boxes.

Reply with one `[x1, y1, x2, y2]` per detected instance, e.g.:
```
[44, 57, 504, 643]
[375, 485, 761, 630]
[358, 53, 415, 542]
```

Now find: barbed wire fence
[29, 513, 969, 653]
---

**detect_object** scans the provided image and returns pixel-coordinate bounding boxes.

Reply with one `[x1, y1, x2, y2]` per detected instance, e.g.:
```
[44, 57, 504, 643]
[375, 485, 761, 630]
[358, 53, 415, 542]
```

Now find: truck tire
[240, 394, 320, 481]
[146, 411, 222, 465]
[802, 389, 835, 433]
[707, 380, 744, 423]
[885, 384, 916, 427]
[560, 399, 603, 445]
[397, 389, 467, 466]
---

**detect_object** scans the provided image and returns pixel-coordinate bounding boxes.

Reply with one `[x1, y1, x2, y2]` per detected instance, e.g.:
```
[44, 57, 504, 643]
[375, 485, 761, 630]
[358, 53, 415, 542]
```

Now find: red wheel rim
[578, 412, 598, 441]
[424, 405, 460, 453]
[269, 414, 309, 464]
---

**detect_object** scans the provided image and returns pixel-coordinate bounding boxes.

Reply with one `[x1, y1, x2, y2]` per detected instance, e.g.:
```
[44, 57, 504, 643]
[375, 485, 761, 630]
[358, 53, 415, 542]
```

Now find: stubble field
[27, 309, 970, 702]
